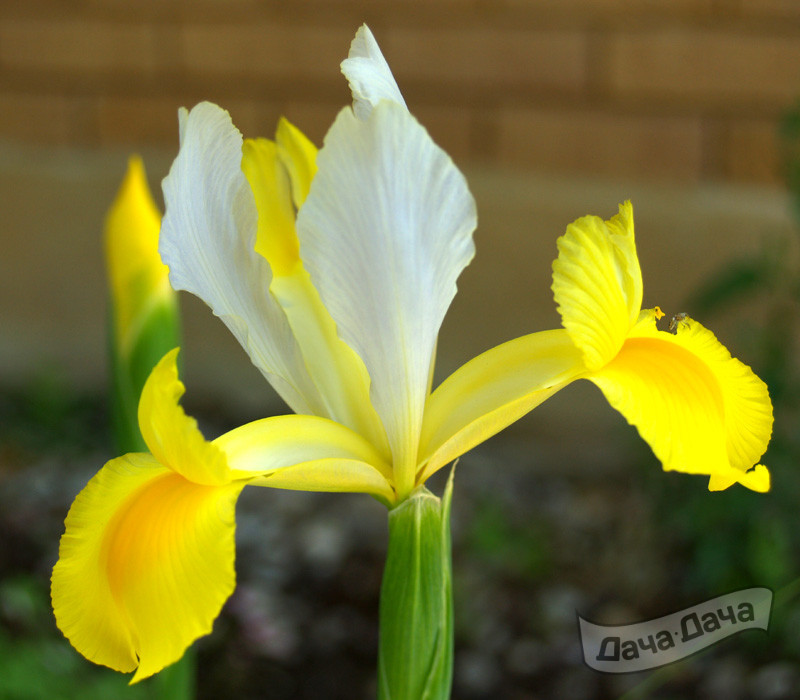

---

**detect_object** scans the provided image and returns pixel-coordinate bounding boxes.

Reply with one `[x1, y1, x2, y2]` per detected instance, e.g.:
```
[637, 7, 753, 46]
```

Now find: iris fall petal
[52, 453, 244, 683]
[418, 329, 585, 482]
[552, 201, 642, 370]
[589, 313, 772, 491]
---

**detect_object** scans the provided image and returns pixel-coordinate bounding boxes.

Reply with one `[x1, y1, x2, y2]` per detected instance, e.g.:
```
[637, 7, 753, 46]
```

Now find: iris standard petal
[552, 201, 642, 371]
[270, 268, 389, 452]
[275, 117, 318, 209]
[160, 101, 322, 415]
[588, 313, 772, 491]
[340, 24, 407, 120]
[296, 100, 477, 497]
[418, 329, 586, 483]
[51, 453, 244, 683]
[241, 137, 300, 276]
[241, 137, 389, 452]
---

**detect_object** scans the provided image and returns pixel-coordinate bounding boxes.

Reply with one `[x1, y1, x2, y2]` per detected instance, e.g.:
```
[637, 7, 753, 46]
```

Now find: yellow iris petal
[634, 313, 772, 474]
[240, 118, 318, 277]
[275, 116, 318, 209]
[218, 413, 389, 476]
[105, 156, 172, 351]
[138, 348, 231, 486]
[708, 465, 770, 492]
[54, 346, 399, 683]
[241, 137, 301, 276]
[242, 124, 389, 455]
[418, 329, 585, 484]
[216, 414, 395, 501]
[588, 313, 772, 491]
[52, 453, 244, 683]
[552, 201, 642, 371]
[251, 459, 396, 504]
[270, 272, 390, 455]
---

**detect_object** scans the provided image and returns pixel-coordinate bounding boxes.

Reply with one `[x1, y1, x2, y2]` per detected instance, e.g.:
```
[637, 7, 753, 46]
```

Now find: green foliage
[465, 498, 553, 582]
[0, 576, 149, 700]
[109, 297, 181, 454]
[0, 371, 105, 456]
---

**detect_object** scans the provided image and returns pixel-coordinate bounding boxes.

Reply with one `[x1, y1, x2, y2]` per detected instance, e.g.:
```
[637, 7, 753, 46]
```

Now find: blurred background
[2, 1, 800, 698]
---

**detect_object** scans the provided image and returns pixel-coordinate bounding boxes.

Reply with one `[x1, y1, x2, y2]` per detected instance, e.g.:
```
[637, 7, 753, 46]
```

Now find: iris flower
[51, 25, 772, 682]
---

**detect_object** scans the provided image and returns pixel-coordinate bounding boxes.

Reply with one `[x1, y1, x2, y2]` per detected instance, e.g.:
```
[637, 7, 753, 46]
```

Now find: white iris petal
[341, 24, 408, 120]
[160, 102, 323, 415]
[296, 100, 477, 493]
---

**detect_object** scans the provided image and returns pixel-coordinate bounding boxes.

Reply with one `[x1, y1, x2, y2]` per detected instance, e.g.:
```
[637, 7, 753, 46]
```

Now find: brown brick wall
[1, 0, 799, 185]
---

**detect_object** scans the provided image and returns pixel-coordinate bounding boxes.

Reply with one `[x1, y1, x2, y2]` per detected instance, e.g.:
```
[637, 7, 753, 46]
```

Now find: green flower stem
[378, 470, 455, 700]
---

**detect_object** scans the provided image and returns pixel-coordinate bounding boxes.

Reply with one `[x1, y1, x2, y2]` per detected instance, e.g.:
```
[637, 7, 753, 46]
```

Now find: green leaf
[378, 470, 454, 700]
[109, 296, 181, 454]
